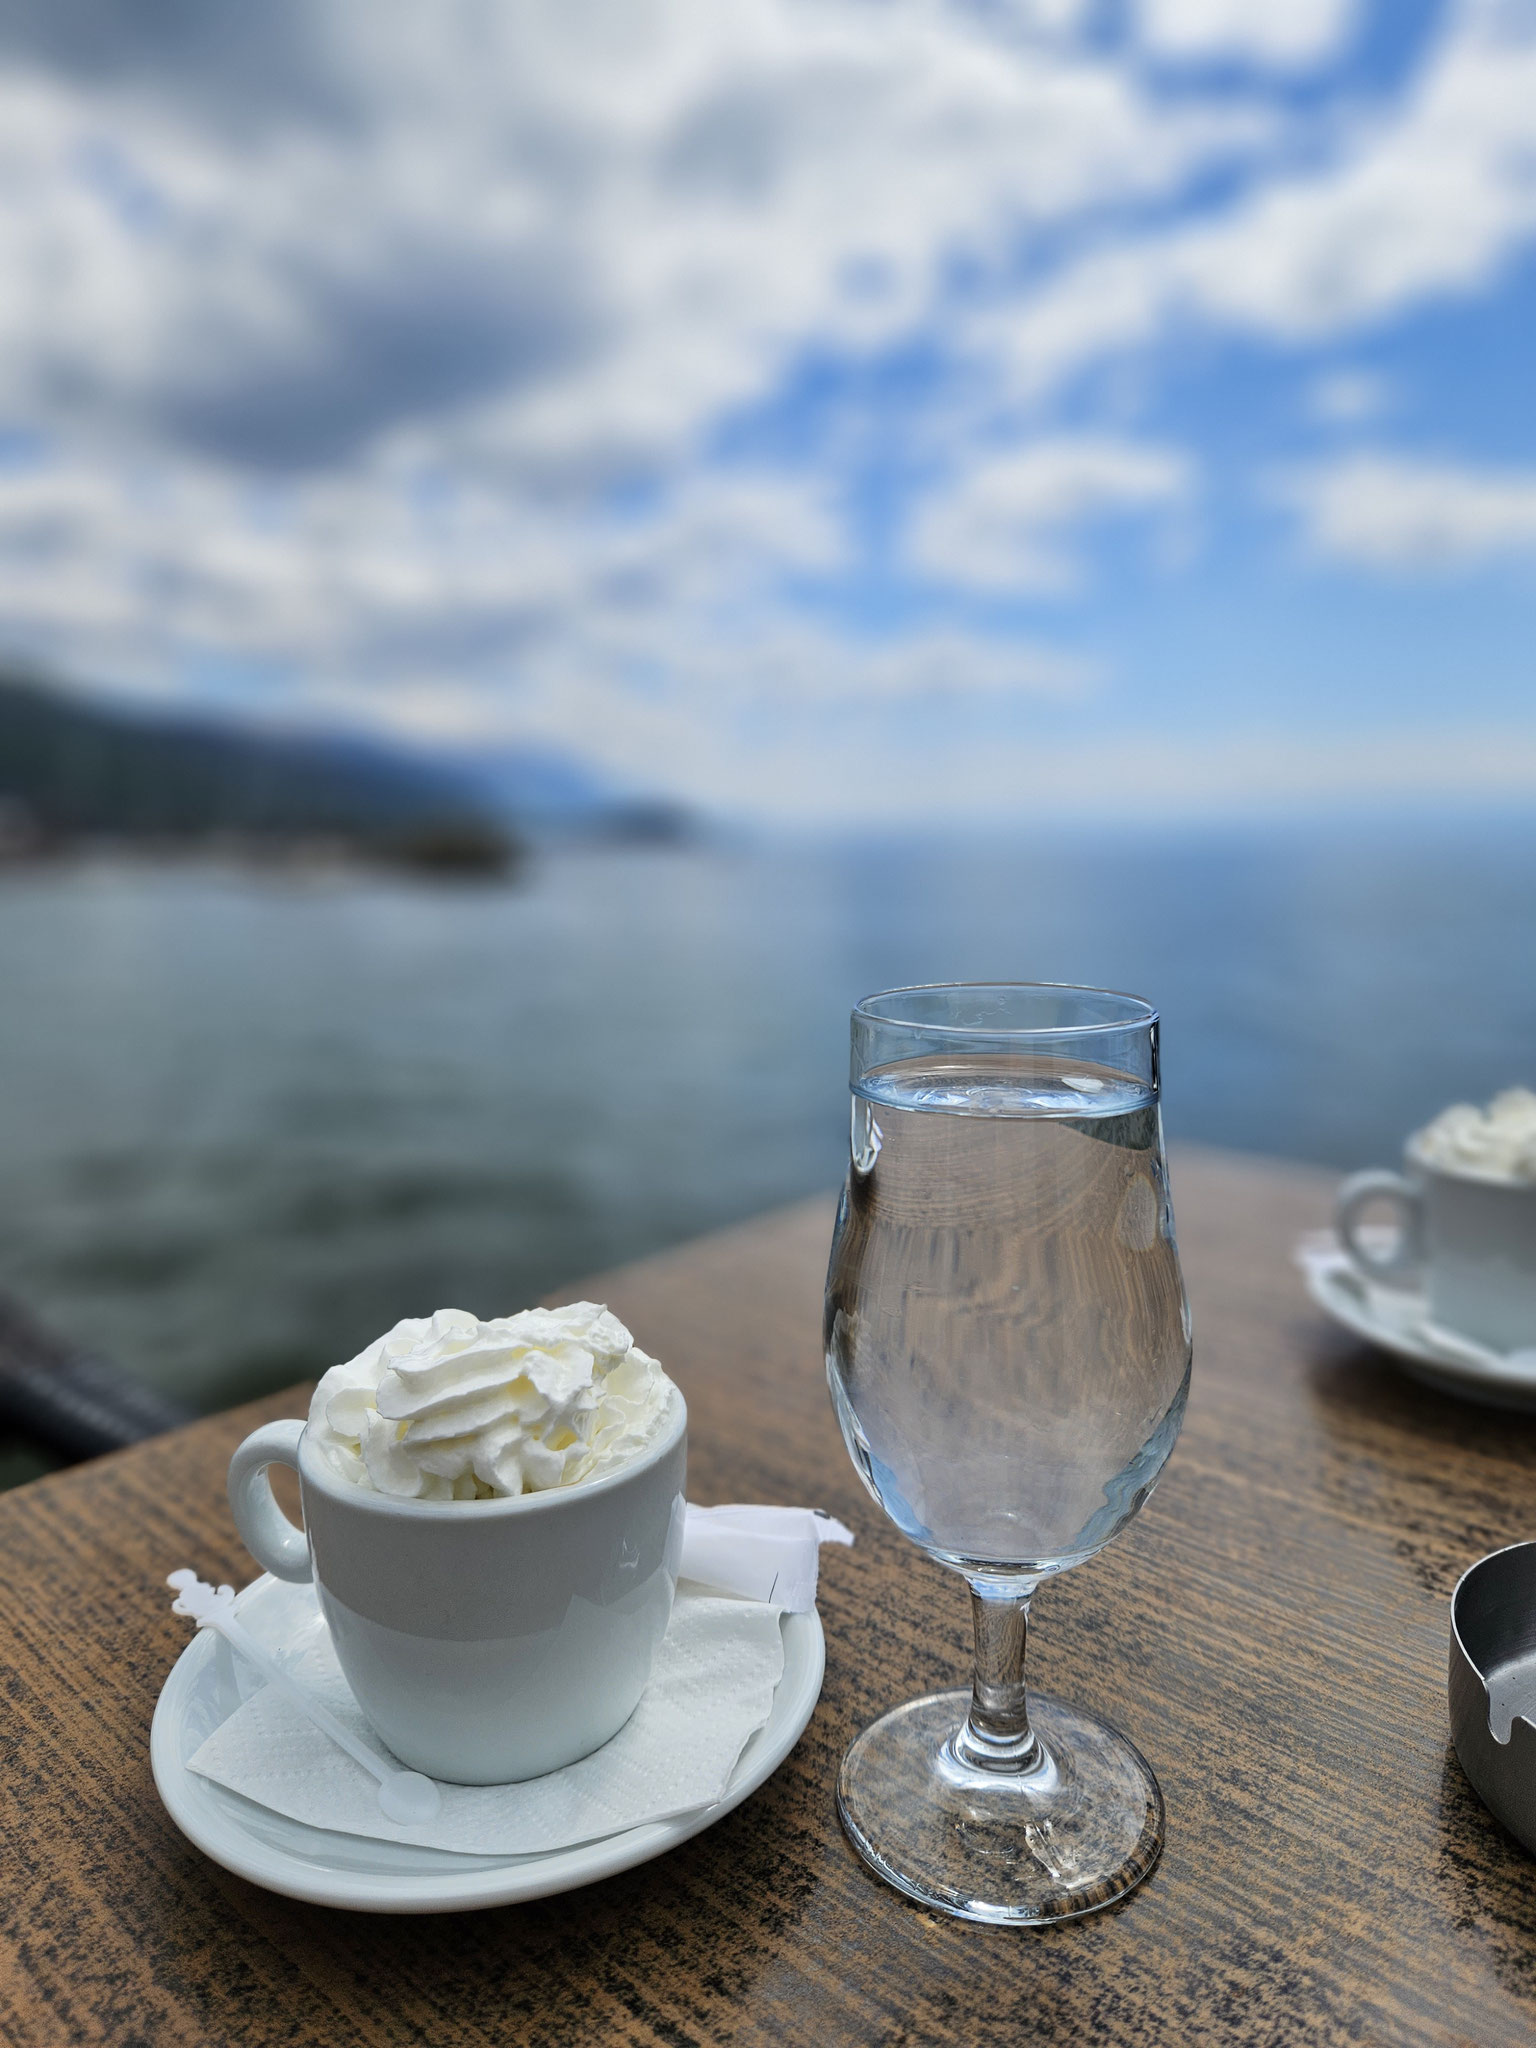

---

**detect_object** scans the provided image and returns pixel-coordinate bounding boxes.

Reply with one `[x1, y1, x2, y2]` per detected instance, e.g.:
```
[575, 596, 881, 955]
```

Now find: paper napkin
[679, 1502, 853, 1611]
[188, 1584, 788, 1856]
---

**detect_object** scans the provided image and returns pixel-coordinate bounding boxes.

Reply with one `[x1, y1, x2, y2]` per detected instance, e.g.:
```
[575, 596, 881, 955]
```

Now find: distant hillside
[0, 672, 519, 874]
[476, 745, 695, 843]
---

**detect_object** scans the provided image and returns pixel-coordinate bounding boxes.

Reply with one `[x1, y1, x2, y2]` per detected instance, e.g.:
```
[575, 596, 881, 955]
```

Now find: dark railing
[0, 1293, 193, 1466]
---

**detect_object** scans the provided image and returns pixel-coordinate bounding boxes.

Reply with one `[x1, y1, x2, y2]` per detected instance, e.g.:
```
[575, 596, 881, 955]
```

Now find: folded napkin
[679, 1502, 853, 1611]
[185, 1500, 853, 1857]
[190, 1584, 785, 1856]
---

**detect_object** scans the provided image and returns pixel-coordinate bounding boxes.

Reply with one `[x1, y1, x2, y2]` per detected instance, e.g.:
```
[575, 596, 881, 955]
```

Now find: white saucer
[151, 1574, 825, 1913]
[1299, 1234, 1536, 1411]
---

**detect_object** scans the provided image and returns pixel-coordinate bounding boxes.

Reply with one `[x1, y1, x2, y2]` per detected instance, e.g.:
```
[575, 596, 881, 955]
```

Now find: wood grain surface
[3, 1146, 1536, 2047]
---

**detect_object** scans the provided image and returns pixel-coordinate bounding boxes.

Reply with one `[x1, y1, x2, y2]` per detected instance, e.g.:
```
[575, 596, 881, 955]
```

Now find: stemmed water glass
[825, 982, 1191, 1925]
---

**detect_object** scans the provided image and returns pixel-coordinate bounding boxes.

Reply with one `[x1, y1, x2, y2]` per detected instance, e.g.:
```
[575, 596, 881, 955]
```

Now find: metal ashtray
[1449, 1541, 1536, 1854]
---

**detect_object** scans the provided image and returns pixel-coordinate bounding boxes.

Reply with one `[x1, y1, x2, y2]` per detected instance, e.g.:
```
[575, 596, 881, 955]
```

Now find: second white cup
[1335, 1148, 1536, 1354]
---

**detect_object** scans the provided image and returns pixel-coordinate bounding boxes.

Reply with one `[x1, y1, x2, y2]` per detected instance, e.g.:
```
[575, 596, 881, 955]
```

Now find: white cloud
[375, 614, 1100, 818]
[0, 0, 1260, 811]
[578, 622, 1097, 710]
[908, 437, 1191, 590]
[0, 451, 847, 693]
[980, 0, 1536, 399]
[0, 0, 1532, 818]
[1137, 0, 1357, 68]
[0, 2, 1262, 481]
[1305, 368, 1394, 424]
[476, 695, 1536, 822]
[1276, 451, 1536, 568]
[0, 442, 1092, 782]
[1005, 725, 1536, 821]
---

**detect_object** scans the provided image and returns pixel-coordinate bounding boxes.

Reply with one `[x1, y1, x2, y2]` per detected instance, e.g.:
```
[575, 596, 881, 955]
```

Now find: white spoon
[167, 1569, 442, 1826]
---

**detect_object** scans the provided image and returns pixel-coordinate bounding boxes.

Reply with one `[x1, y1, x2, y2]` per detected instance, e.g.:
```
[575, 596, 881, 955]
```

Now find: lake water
[2, 818, 1533, 1457]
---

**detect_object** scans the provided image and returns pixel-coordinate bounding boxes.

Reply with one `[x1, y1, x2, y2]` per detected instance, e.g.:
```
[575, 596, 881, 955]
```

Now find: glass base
[836, 1689, 1164, 1926]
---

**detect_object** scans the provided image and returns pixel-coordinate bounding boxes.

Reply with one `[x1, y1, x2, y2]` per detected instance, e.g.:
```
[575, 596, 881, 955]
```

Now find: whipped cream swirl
[309, 1302, 676, 1500]
[1414, 1087, 1536, 1183]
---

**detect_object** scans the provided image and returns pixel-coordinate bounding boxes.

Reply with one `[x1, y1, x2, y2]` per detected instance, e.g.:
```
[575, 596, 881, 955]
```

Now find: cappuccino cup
[226, 1387, 686, 1784]
[1335, 1148, 1536, 1354]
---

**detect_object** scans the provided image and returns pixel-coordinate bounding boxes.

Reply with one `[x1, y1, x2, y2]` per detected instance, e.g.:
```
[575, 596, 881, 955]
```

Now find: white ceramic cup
[1335, 1147, 1536, 1353]
[226, 1388, 687, 1784]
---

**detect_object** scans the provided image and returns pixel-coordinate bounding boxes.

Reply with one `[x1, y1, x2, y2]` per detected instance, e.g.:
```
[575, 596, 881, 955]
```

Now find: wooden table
[4, 1147, 1536, 2046]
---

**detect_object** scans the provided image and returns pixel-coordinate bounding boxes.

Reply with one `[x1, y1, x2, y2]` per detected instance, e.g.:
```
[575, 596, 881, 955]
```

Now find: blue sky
[0, 0, 1532, 820]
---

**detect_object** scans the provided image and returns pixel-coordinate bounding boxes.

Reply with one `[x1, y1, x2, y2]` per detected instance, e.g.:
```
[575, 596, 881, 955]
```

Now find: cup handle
[1334, 1170, 1424, 1285]
[227, 1419, 312, 1583]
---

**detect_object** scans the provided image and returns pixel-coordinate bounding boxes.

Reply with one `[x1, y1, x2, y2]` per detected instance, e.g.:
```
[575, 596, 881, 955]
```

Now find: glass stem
[953, 1578, 1042, 1774]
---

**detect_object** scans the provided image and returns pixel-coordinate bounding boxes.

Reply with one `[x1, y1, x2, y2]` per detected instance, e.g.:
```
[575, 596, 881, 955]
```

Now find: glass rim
[852, 980, 1158, 1038]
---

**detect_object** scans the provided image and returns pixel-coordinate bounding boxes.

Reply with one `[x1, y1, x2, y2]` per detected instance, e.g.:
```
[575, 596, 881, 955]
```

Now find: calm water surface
[1, 819, 1533, 1437]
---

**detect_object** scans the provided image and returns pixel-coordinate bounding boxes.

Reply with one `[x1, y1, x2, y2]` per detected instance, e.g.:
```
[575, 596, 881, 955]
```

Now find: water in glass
[827, 1051, 1190, 1576]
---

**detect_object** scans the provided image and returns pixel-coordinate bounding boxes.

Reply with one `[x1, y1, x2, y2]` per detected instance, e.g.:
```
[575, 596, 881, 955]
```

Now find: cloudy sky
[0, 0, 1534, 821]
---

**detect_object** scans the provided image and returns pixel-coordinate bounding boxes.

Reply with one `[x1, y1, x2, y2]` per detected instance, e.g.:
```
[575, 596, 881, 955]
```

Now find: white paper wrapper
[678, 1502, 853, 1611]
